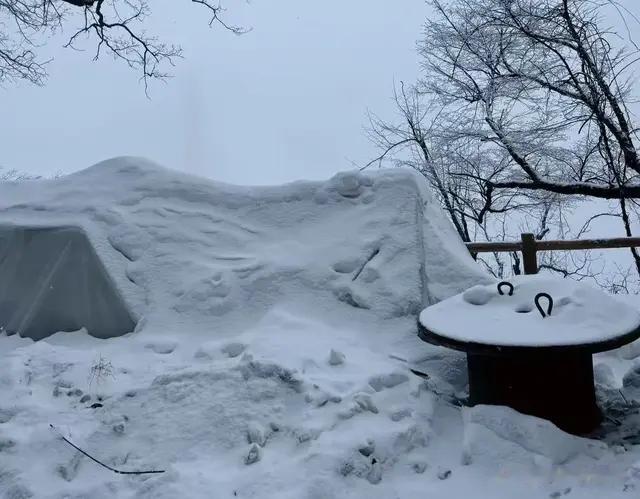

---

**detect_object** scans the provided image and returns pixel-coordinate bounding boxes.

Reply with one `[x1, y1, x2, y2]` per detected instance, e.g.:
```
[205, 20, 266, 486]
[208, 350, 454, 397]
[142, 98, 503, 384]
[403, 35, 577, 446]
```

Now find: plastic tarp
[0, 225, 136, 341]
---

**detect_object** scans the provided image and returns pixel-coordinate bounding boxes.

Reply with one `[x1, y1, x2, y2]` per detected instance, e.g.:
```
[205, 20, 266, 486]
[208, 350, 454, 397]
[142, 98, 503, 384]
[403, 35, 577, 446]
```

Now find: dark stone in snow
[437, 470, 452, 480]
[550, 487, 572, 498]
[358, 441, 375, 457]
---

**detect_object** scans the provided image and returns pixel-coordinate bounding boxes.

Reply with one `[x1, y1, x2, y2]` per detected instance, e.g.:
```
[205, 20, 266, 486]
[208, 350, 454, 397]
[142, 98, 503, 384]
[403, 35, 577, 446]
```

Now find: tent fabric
[0, 225, 136, 341]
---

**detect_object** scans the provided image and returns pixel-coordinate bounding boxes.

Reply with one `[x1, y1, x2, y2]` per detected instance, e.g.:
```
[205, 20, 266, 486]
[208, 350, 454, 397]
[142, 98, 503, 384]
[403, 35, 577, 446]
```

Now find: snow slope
[2, 158, 640, 499]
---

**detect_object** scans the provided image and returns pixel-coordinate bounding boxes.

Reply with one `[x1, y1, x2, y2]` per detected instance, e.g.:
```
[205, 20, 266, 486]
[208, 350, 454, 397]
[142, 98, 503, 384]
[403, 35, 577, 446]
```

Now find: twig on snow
[49, 424, 165, 475]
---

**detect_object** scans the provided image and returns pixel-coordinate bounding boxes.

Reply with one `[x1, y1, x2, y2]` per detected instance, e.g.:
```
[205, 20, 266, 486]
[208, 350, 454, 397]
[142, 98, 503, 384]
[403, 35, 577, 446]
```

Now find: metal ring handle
[497, 281, 514, 296]
[534, 292, 553, 318]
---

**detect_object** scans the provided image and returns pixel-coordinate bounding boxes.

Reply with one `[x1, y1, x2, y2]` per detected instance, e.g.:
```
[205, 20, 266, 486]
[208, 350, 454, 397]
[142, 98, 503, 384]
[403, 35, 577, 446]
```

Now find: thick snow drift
[0, 157, 488, 339]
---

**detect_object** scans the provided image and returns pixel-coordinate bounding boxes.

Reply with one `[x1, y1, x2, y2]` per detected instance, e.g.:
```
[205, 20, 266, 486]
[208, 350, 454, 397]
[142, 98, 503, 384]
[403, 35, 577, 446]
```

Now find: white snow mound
[0, 157, 488, 337]
[462, 405, 607, 466]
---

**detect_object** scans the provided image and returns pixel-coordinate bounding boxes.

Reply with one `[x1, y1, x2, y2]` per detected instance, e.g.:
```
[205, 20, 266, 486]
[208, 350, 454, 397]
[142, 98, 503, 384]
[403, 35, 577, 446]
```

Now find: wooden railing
[466, 233, 640, 275]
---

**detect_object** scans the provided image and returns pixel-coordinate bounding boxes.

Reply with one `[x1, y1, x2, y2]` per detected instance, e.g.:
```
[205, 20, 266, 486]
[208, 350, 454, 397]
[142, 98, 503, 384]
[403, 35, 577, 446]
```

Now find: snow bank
[456, 404, 640, 499]
[0, 157, 487, 340]
[462, 405, 607, 466]
[0, 313, 439, 498]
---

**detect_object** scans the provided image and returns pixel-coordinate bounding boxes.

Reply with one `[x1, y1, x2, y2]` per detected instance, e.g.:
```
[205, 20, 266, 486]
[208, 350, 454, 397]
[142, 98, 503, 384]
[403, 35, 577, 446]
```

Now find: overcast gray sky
[0, 0, 428, 185]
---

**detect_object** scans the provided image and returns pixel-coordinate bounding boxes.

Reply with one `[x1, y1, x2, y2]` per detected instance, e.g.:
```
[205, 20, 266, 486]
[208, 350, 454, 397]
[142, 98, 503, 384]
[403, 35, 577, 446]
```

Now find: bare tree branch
[367, 0, 640, 284]
[0, 0, 245, 87]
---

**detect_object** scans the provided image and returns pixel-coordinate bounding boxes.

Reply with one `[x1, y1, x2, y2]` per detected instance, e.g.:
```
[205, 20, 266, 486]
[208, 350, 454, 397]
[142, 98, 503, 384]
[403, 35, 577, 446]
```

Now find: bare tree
[366, 82, 583, 279]
[0, 0, 244, 88]
[368, 0, 640, 281]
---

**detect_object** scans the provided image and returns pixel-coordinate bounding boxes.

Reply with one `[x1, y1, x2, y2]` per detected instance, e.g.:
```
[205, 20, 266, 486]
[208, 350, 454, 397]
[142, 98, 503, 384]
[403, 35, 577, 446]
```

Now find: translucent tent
[0, 225, 136, 341]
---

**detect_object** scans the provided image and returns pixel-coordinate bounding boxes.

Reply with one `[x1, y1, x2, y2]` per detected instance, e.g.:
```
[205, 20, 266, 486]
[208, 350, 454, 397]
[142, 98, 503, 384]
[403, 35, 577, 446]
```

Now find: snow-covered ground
[2, 158, 640, 498]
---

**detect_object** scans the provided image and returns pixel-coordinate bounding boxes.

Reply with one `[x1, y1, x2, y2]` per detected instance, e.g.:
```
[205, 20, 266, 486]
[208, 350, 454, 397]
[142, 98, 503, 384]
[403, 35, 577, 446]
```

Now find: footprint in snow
[145, 340, 177, 354]
[368, 372, 409, 392]
[0, 408, 15, 423]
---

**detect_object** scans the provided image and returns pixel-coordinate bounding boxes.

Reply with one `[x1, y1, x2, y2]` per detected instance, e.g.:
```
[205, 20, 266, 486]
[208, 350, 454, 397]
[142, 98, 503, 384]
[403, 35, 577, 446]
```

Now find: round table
[417, 277, 640, 435]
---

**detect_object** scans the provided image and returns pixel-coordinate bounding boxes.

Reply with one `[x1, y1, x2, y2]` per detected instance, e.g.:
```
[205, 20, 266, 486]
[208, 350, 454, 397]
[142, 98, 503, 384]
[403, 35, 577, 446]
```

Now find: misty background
[1, 0, 427, 185]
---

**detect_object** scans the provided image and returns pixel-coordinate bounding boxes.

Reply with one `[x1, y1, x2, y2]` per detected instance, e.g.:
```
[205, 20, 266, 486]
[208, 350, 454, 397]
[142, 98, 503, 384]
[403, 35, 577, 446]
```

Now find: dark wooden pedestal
[467, 351, 602, 435]
[417, 320, 640, 436]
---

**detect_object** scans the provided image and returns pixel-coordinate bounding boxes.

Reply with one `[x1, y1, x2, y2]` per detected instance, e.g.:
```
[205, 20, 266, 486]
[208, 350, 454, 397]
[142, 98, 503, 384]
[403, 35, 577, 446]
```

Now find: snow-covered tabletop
[419, 275, 640, 348]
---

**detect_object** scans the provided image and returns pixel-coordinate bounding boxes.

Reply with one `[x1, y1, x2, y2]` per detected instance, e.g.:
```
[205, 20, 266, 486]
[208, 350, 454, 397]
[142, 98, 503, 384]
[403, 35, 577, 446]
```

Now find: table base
[467, 351, 602, 435]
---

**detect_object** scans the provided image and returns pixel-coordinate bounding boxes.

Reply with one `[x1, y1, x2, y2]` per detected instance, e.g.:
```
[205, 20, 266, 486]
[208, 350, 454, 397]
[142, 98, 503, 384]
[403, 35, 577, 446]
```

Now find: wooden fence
[466, 233, 640, 275]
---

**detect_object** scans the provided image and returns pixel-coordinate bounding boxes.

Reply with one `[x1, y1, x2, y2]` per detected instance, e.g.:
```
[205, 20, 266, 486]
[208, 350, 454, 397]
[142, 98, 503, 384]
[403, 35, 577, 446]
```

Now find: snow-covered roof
[420, 275, 640, 348]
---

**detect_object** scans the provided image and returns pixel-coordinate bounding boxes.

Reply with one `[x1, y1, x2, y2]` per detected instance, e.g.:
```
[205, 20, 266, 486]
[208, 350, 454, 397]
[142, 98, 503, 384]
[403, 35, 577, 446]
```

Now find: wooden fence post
[521, 233, 538, 274]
